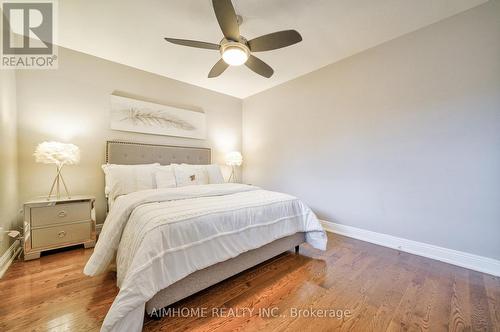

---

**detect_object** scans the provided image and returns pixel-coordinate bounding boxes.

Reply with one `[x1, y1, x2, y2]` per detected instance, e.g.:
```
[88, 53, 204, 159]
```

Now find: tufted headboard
[105, 141, 211, 165]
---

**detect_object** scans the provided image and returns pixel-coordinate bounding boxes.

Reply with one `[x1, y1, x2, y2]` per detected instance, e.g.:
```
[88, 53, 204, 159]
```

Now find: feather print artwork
[119, 107, 196, 131]
[110, 95, 206, 139]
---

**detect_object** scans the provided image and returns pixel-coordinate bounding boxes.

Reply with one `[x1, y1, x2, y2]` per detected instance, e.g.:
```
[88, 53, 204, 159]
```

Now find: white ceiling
[58, 0, 487, 98]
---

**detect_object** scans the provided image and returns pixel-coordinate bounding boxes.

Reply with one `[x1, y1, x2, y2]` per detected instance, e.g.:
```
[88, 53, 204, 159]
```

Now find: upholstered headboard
[105, 141, 211, 165]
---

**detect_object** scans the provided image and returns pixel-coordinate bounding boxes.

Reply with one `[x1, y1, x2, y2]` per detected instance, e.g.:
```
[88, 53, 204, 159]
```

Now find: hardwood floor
[1, 232, 498, 331]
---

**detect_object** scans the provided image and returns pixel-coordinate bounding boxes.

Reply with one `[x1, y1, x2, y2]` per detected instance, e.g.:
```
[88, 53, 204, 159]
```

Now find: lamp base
[228, 166, 237, 183]
[47, 166, 71, 200]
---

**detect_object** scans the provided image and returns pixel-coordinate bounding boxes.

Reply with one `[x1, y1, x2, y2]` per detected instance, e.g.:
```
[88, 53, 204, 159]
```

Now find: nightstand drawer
[31, 222, 91, 249]
[31, 201, 91, 227]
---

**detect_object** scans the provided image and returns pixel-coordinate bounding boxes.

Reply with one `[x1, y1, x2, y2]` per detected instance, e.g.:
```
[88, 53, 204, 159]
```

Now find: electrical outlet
[0, 227, 3, 242]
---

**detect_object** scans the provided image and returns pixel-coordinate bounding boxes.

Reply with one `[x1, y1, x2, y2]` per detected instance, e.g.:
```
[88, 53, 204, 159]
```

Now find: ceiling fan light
[222, 45, 248, 66]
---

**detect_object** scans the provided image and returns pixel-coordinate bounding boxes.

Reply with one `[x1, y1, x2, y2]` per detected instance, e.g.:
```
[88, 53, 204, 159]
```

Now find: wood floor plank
[483, 274, 500, 332]
[469, 270, 494, 331]
[375, 259, 428, 331]
[365, 252, 418, 331]
[0, 233, 498, 332]
[425, 260, 455, 332]
[449, 266, 473, 332]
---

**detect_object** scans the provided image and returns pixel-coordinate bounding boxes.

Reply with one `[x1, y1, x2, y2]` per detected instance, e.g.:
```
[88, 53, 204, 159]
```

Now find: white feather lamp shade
[225, 151, 243, 166]
[34, 141, 80, 200]
[34, 141, 80, 166]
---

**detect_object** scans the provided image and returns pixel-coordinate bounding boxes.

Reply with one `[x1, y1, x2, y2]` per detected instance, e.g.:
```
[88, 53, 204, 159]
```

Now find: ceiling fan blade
[212, 0, 240, 41]
[248, 30, 302, 52]
[245, 55, 274, 78]
[208, 59, 229, 78]
[164, 38, 220, 50]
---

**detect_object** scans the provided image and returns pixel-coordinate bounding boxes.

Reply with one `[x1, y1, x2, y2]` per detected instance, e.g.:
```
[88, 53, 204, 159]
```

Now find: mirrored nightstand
[23, 195, 96, 260]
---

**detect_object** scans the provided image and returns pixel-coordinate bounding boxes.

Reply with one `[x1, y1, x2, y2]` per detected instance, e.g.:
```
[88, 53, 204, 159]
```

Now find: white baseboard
[320, 220, 500, 277]
[0, 239, 21, 279]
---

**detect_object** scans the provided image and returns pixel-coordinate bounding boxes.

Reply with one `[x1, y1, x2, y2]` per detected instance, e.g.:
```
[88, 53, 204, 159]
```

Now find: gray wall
[16, 47, 242, 224]
[243, 1, 500, 260]
[0, 69, 18, 257]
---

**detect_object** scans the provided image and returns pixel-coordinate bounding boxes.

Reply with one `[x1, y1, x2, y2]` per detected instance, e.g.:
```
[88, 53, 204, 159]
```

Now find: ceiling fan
[164, 0, 302, 78]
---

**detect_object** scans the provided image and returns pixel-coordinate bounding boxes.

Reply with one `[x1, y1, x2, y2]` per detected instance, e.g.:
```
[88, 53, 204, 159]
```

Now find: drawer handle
[58, 231, 67, 238]
[58, 211, 67, 218]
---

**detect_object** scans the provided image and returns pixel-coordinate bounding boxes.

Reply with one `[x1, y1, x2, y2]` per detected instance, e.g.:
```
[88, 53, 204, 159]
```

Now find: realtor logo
[1, 0, 58, 69]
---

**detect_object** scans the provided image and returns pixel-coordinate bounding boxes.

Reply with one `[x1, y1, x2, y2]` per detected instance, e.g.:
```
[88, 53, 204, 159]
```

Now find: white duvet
[84, 183, 327, 332]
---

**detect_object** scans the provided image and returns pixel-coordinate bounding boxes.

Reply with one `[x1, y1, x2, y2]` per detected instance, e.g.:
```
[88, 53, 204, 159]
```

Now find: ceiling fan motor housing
[220, 38, 250, 66]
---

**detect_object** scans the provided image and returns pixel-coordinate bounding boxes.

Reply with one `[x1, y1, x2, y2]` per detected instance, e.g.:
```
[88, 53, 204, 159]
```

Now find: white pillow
[205, 164, 224, 184]
[102, 163, 159, 202]
[173, 164, 209, 187]
[155, 165, 177, 189]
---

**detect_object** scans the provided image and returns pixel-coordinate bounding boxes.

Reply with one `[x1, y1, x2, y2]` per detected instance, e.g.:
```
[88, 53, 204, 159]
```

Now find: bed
[84, 141, 327, 332]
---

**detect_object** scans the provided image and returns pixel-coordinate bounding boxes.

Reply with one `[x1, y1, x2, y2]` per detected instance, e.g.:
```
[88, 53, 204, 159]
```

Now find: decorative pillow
[102, 163, 159, 202]
[155, 165, 177, 189]
[179, 164, 224, 184]
[173, 164, 209, 187]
